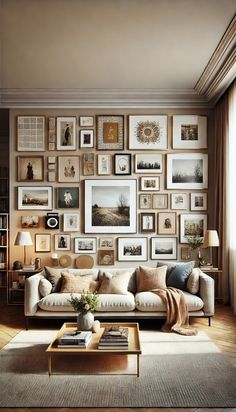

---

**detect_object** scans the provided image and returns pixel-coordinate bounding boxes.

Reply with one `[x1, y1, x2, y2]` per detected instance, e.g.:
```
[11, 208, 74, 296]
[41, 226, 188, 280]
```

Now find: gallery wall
[9, 107, 214, 269]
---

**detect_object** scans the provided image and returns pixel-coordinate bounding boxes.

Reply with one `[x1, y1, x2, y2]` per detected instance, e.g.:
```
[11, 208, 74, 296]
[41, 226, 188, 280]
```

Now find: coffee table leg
[137, 354, 139, 377]
[48, 354, 52, 376]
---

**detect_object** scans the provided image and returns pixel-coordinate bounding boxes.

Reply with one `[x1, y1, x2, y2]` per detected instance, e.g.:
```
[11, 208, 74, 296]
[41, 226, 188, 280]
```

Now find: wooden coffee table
[46, 322, 142, 376]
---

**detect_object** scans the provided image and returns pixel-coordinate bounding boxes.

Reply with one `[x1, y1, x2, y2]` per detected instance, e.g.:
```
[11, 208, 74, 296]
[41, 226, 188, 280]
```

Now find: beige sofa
[24, 266, 215, 329]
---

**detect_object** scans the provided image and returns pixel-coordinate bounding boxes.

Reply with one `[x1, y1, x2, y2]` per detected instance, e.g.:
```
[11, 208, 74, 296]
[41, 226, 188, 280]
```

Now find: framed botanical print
[166, 153, 208, 189]
[140, 212, 155, 233]
[97, 154, 112, 176]
[190, 192, 207, 211]
[79, 130, 94, 148]
[97, 115, 124, 150]
[97, 249, 115, 265]
[152, 194, 168, 209]
[57, 187, 79, 208]
[63, 213, 80, 232]
[172, 115, 207, 149]
[114, 153, 131, 175]
[55, 234, 71, 251]
[135, 154, 163, 173]
[180, 213, 207, 243]
[129, 115, 167, 150]
[84, 179, 137, 233]
[58, 156, 80, 183]
[17, 116, 45, 152]
[140, 176, 160, 191]
[79, 116, 94, 127]
[118, 237, 147, 261]
[151, 237, 177, 260]
[56, 117, 76, 150]
[98, 237, 114, 249]
[157, 212, 176, 235]
[171, 193, 188, 210]
[35, 233, 51, 252]
[18, 186, 53, 210]
[82, 153, 95, 176]
[139, 194, 152, 209]
[74, 237, 97, 254]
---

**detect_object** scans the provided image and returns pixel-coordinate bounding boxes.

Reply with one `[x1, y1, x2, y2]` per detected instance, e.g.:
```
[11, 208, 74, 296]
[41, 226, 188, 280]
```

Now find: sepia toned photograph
[171, 193, 188, 210]
[97, 115, 124, 150]
[129, 115, 167, 150]
[74, 237, 96, 254]
[140, 176, 160, 191]
[56, 117, 76, 150]
[151, 237, 177, 260]
[54, 234, 71, 251]
[98, 237, 114, 249]
[172, 115, 207, 149]
[152, 194, 168, 209]
[80, 130, 94, 148]
[21, 215, 40, 228]
[84, 179, 136, 233]
[97, 249, 115, 265]
[135, 154, 163, 173]
[139, 194, 152, 209]
[58, 156, 80, 183]
[57, 187, 79, 208]
[157, 212, 176, 235]
[82, 153, 95, 176]
[17, 156, 44, 182]
[190, 192, 207, 211]
[180, 213, 207, 243]
[167, 153, 208, 189]
[118, 237, 147, 261]
[18, 186, 53, 210]
[140, 213, 155, 233]
[63, 213, 80, 232]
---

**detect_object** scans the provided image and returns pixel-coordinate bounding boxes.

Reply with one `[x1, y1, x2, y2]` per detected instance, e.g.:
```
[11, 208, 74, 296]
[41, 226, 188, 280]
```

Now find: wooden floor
[0, 303, 235, 412]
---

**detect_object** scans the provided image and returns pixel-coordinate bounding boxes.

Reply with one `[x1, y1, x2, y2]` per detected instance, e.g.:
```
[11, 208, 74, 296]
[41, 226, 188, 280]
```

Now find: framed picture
[97, 154, 112, 176]
[18, 186, 53, 210]
[56, 117, 76, 150]
[180, 213, 207, 243]
[181, 246, 191, 260]
[74, 237, 97, 254]
[97, 249, 115, 265]
[35, 233, 51, 253]
[97, 115, 124, 150]
[152, 194, 168, 209]
[48, 117, 56, 150]
[140, 212, 155, 233]
[151, 237, 177, 260]
[17, 156, 44, 182]
[166, 153, 208, 189]
[47, 171, 56, 182]
[171, 193, 188, 210]
[129, 115, 167, 150]
[17, 116, 45, 151]
[172, 115, 207, 149]
[157, 212, 176, 235]
[80, 130, 94, 148]
[84, 179, 137, 233]
[79, 116, 94, 127]
[48, 156, 56, 164]
[58, 156, 80, 183]
[98, 237, 114, 249]
[57, 187, 79, 208]
[118, 237, 147, 261]
[63, 213, 80, 232]
[114, 153, 131, 175]
[139, 194, 152, 209]
[135, 154, 163, 173]
[190, 192, 207, 211]
[140, 176, 160, 191]
[55, 234, 71, 251]
[21, 215, 40, 228]
[82, 153, 95, 176]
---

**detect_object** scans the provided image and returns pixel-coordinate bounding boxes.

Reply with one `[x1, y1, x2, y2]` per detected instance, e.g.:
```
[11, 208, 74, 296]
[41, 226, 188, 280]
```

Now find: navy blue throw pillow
[167, 262, 194, 291]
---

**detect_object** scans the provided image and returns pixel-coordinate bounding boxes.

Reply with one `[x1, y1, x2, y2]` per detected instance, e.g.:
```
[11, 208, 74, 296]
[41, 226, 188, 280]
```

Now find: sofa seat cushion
[38, 293, 80, 312]
[135, 291, 204, 312]
[95, 292, 135, 312]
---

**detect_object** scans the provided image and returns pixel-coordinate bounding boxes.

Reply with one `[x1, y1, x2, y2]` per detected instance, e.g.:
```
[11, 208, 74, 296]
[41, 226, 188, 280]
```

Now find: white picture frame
[151, 237, 177, 260]
[172, 115, 207, 149]
[18, 186, 53, 210]
[80, 130, 94, 148]
[190, 192, 207, 211]
[54, 234, 71, 251]
[56, 117, 76, 150]
[79, 116, 94, 127]
[171, 193, 188, 210]
[63, 213, 80, 232]
[74, 237, 97, 254]
[135, 154, 163, 173]
[129, 115, 167, 150]
[166, 153, 208, 189]
[140, 176, 160, 191]
[180, 213, 207, 243]
[118, 237, 148, 261]
[97, 154, 112, 176]
[35, 233, 51, 252]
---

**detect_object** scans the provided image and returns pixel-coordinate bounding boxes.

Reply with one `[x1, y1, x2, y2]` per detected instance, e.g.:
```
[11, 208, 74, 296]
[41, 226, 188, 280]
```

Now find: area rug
[0, 329, 235, 407]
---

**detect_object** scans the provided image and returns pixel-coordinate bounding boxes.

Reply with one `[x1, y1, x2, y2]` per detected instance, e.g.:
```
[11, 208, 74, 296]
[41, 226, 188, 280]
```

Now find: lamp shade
[202, 230, 219, 248]
[14, 231, 33, 246]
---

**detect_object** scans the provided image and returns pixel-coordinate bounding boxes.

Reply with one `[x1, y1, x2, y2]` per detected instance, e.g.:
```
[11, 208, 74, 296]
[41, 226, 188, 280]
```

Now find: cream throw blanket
[152, 287, 198, 336]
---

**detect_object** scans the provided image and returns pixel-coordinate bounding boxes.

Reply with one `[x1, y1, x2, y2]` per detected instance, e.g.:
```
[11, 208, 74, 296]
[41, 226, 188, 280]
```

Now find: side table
[7, 269, 42, 305]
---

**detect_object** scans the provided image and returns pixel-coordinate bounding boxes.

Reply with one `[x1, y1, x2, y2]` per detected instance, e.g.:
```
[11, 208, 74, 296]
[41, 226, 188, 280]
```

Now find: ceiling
[0, 0, 235, 107]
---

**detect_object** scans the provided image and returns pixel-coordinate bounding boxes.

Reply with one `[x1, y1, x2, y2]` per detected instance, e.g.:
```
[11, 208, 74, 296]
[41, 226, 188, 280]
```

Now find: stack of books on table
[58, 330, 92, 348]
[98, 326, 129, 350]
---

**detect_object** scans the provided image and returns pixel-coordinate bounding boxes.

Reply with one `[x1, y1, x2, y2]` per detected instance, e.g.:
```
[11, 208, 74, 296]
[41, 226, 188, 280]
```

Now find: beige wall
[9, 107, 213, 269]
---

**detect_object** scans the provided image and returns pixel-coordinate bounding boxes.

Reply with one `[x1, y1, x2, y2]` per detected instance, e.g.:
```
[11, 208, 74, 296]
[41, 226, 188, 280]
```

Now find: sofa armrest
[199, 271, 215, 316]
[24, 271, 44, 316]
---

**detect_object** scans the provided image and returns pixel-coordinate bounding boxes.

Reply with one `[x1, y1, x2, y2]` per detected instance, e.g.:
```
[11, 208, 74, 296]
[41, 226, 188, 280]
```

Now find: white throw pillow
[39, 278, 52, 297]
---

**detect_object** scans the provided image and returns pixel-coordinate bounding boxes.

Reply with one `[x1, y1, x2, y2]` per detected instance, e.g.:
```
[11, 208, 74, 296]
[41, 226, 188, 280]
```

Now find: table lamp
[202, 230, 219, 266]
[14, 231, 33, 265]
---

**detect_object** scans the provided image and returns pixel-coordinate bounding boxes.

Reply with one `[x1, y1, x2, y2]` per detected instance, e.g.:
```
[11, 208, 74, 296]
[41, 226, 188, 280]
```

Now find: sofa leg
[25, 317, 29, 330]
[208, 317, 211, 327]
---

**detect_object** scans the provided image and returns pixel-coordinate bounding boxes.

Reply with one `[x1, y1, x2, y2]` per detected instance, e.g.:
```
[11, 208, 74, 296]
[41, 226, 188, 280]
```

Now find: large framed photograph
[139, 194, 152, 209]
[18, 186, 53, 210]
[140, 212, 155, 233]
[57, 187, 79, 208]
[58, 156, 80, 183]
[21, 215, 40, 228]
[152, 194, 168, 209]
[97, 250, 115, 265]
[157, 212, 176, 235]
[114, 153, 131, 175]
[55, 234, 71, 251]
[82, 153, 95, 176]
[151, 237, 177, 260]
[97, 115, 124, 150]
[166, 153, 208, 189]
[74, 237, 97, 254]
[129, 115, 167, 150]
[84, 179, 137, 233]
[180, 213, 207, 243]
[17, 156, 44, 182]
[135, 154, 163, 173]
[63, 213, 80, 232]
[56, 117, 76, 150]
[79, 130, 94, 148]
[140, 176, 160, 191]
[190, 192, 207, 211]
[118, 237, 147, 261]
[172, 115, 207, 149]
[171, 193, 188, 210]
[17, 116, 45, 151]
[97, 154, 112, 176]
[35, 233, 51, 253]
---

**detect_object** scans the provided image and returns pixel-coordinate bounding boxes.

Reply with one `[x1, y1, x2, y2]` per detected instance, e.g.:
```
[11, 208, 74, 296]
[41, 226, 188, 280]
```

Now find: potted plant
[69, 291, 99, 331]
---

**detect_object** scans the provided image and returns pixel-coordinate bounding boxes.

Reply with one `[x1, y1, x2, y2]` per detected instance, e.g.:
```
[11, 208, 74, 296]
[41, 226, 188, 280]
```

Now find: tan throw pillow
[187, 267, 200, 294]
[137, 265, 167, 292]
[60, 272, 99, 293]
[97, 271, 131, 295]
[45, 266, 63, 292]
[39, 278, 52, 297]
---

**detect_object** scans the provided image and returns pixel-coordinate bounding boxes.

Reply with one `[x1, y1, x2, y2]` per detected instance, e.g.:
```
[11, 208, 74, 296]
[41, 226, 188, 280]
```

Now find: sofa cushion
[60, 272, 99, 293]
[98, 268, 136, 293]
[39, 278, 52, 297]
[45, 266, 99, 293]
[156, 260, 195, 280]
[167, 261, 195, 291]
[135, 291, 204, 312]
[187, 267, 200, 294]
[136, 265, 167, 292]
[97, 271, 131, 295]
[96, 292, 135, 312]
